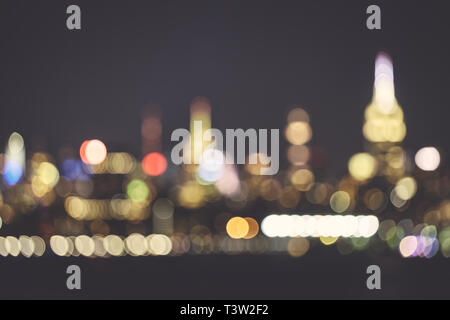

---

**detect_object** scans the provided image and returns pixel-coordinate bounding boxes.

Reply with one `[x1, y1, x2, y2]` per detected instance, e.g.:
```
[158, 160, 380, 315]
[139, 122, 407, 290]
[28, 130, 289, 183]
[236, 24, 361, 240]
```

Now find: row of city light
[1, 224, 449, 258]
[50, 234, 172, 257]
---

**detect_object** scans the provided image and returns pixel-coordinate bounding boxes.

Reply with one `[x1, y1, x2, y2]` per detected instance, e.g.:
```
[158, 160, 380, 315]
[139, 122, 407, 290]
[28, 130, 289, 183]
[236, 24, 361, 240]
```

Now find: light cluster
[261, 214, 379, 238]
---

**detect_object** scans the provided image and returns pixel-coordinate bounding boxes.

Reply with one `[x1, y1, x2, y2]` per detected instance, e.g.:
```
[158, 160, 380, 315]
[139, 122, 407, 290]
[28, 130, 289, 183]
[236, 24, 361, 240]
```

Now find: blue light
[62, 159, 82, 181]
[3, 161, 23, 186]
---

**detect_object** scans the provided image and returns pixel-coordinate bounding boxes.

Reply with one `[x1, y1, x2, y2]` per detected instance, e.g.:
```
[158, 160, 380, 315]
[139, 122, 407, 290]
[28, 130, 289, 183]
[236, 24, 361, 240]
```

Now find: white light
[415, 147, 440, 171]
[261, 214, 379, 238]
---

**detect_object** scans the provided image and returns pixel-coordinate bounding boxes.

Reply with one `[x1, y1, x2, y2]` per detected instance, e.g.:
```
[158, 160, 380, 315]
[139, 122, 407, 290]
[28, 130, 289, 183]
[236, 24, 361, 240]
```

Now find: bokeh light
[80, 139, 107, 165]
[415, 147, 440, 171]
[142, 152, 167, 176]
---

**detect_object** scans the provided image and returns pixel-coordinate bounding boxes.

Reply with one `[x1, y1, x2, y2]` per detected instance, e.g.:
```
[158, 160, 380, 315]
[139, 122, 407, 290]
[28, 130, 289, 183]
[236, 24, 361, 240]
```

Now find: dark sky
[0, 0, 449, 175]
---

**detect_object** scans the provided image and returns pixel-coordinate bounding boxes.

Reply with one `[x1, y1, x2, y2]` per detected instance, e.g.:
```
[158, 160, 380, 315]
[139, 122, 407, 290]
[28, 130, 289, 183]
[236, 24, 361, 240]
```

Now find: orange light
[80, 140, 107, 165]
[79, 140, 90, 164]
[243, 217, 259, 239]
[226, 217, 249, 239]
[142, 152, 167, 176]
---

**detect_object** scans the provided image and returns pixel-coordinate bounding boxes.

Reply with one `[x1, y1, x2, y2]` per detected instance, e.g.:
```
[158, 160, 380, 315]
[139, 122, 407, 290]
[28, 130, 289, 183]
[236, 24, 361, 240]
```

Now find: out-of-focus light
[261, 214, 379, 238]
[287, 107, 310, 123]
[105, 153, 136, 174]
[8, 132, 24, 153]
[153, 198, 174, 220]
[259, 178, 282, 201]
[142, 152, 167, 176]
[375, 53, 394, 82]
[320, 236, 339, 245]
[31, 236, 46, 257]
[287, 237, 310, 257]
[245, 153, 271, 175]
[3, 161, 23, 186]
[50, 235, 69, 256]
[80, 139, 107, 165]
[330, 191, 351, 213]
[363, 54, 407, 143]
[285, 121, 312, 145]
[62, 159, 82, 180]
[280, 186, 301, 208]
[243, 217, 259, 239]
[390, 188, 407, 208]
[79, 140, 90, 163]
[414, 232, 439, 259]
[363, 108, 406, 143]
[348, 153, 377, 181]
[178, 181, 205, 209]
[37, 162, 60, 188]
[147, 234, 172, 255]
[75, 235, 95, 257]
[0, 238, 7, 257]
[373, 52, 396, 114]
[103, 235, 124, 256]
[197, 149, 224, 183]
[287, 145, 310, 165]
[19, 236, 35, 258]
[125, 233, 148, 256]
[395, 177, 417, 201]
[226, 217, 250, 239]
[415, 147, 440, 171]
[4, 132, 25, 185]
[215, 164, 240, 196]
[5, 236, 21, 257]
[363, 188, 386, 211]
[126, 179, 150, 203]
[290, 168, 314, 191]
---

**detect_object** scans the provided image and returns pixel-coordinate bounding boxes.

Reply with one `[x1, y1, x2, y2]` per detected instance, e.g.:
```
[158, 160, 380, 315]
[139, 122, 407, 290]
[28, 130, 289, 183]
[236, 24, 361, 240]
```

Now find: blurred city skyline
[0, 0, 449, 299]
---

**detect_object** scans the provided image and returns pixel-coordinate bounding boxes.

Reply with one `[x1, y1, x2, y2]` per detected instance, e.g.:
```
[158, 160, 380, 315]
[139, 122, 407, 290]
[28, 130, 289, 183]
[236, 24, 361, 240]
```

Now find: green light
[127, 179, 149, 203]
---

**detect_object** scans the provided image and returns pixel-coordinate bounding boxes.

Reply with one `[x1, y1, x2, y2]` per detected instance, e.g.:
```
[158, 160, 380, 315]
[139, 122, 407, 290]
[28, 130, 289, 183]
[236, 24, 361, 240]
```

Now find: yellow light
[290, 168, 314, 191]
[395, 177, 417, 201]
[37, 162, 60, 188]
[320, 236, 339, 245]
[330, 191, 351, 213]
[178, 181, 205, 209]
[285, 121, 312, 145]
[348, 153, 377, 181]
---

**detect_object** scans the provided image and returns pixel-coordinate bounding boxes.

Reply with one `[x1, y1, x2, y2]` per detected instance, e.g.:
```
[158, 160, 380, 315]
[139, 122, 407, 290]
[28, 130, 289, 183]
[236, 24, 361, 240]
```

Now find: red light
[142, 152, 167, 176]
[79, 140, 90, 164]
